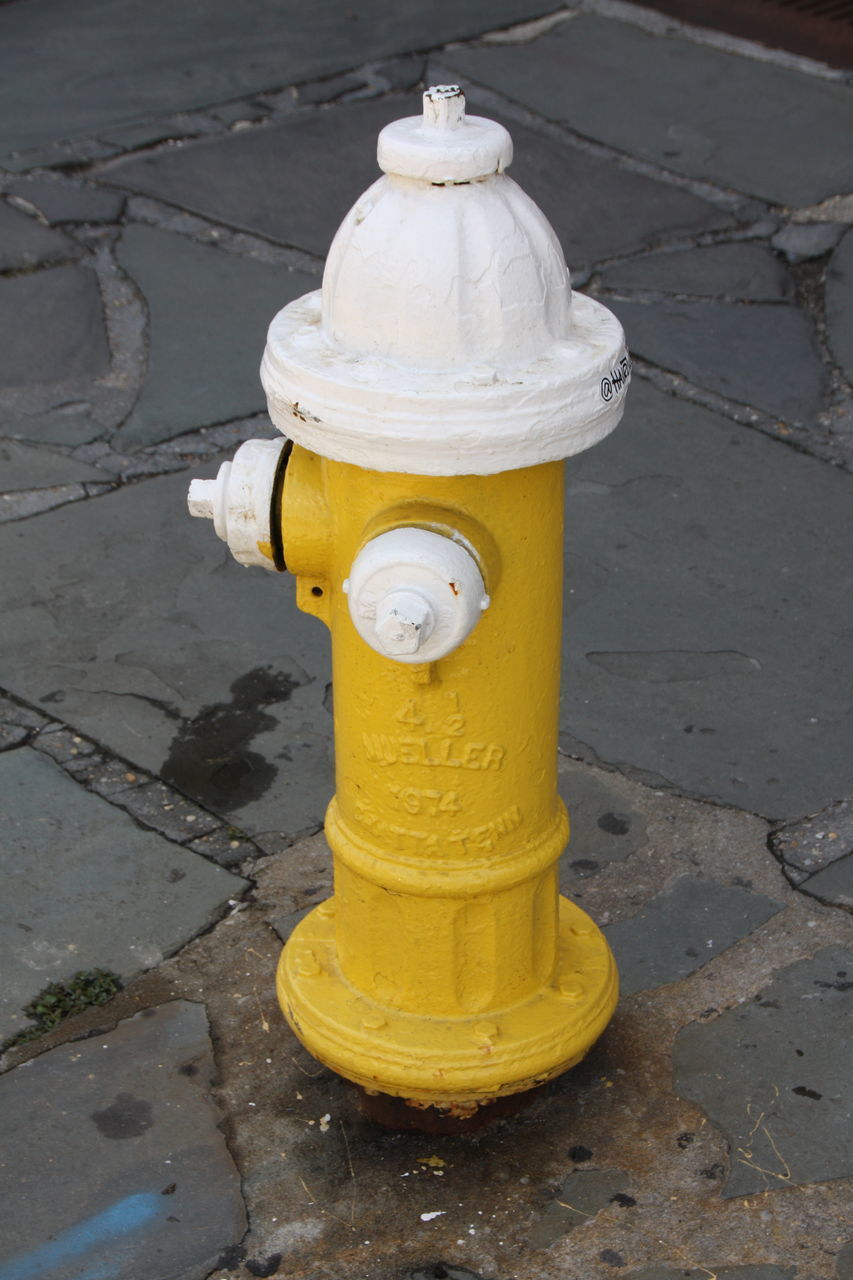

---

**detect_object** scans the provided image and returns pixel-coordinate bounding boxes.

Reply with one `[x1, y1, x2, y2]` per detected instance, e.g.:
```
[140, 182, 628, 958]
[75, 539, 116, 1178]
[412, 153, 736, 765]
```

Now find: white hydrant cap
[344, 528, 489, 664]
[261, 86, 630, 476]
[376, 84, 512, 183]
[187, 437, 286, 569]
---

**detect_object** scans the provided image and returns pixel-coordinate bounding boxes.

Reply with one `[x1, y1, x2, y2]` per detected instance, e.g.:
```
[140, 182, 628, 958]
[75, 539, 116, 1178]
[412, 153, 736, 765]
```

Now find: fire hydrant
[188, 86, 630, 1120]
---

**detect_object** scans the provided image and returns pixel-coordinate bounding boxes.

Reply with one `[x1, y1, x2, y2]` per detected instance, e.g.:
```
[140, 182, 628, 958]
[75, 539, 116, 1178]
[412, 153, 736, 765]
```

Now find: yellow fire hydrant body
[189, 86, 630, 1115]
[276, 453, 617, 1108]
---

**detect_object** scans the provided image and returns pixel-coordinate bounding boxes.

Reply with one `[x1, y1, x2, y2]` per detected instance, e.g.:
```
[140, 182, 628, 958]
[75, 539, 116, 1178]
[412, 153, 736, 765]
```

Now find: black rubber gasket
[269, 437, 293, 573]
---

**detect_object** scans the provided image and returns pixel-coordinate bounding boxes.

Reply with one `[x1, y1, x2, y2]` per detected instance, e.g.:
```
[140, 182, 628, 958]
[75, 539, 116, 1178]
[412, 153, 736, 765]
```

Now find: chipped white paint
[343, 527, 489, 664]
[188, 437, 285, 569]
[261, 86, 629, 477]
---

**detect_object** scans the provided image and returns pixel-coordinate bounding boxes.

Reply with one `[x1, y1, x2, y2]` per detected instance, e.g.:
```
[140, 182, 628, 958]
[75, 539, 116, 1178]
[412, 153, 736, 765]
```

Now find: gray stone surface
[604, 876, 783, 997]
[446, 15, 853, 205]
[0, 470, 333, 839]
[0, 747, 247, 1039]
[0, 264, 109, 390]
[529, 1168, 631, 1249]
[599, 242, 793, 301]
[826, 228, 853, 385]
[113, 224, 318, 449]
[0, 200, 80, 270]
[0, 1000, 246, 1280]
[0, 439, 109, 491]
[111, 780, 221, 844]
[98, 116, 211, 150]
[0, 483, 95, 524]
[558, 757, 647, 883]
[0, 0, 556, 163]
[0, 724, 29, 751]
[601, 296, 825, 422]
[4, 404, 105, 447]
[772, 221, 844, 264]
[562, 378, 853, 817]
[98, 96, 423, 258]
[770, 800, 853, 884]
[799, 855, 853, 910]
[674, 947, 853, 1198]
[9, 175, 126, 224]
[100, 94, 731, 265]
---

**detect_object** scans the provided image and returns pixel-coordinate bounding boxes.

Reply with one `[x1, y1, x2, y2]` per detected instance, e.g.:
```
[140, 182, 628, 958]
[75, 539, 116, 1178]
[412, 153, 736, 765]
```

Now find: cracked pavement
[0, 3, 851, 1279]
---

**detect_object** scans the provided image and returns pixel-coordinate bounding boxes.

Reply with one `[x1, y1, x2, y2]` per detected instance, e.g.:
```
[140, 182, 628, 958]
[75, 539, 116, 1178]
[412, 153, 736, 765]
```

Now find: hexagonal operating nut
[374, 589, 436, 657]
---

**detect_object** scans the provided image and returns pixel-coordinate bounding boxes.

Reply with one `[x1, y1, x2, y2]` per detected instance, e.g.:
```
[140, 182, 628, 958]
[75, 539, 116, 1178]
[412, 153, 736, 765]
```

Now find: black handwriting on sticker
[601, 354, 632, 403]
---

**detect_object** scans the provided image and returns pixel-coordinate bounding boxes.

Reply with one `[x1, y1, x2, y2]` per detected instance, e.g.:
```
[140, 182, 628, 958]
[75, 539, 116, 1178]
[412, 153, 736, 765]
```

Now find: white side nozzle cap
[187, 438, 286, 570]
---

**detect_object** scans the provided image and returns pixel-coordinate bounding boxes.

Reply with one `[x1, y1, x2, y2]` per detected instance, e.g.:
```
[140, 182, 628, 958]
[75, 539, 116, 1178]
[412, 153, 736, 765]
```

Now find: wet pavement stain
[160, 667, 300, 812]
[91, 1092, 153, 1139]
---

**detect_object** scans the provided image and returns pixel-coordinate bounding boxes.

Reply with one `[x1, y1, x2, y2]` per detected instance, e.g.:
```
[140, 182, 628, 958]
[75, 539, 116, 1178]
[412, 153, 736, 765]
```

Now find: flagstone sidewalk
[0, 4, 851, 1279]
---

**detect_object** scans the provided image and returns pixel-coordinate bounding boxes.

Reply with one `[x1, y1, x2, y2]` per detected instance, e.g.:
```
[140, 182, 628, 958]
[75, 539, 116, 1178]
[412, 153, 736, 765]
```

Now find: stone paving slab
[0, 199, 81, 270]
[0, 0, 555, 164]
[797, 854, 853, 910]
[598, 242, 794, 301]
[604, 875, 783, 997]
[445, 14, 853, 206]
[528, 1167, 631, 1249]
[0, 263, 109, 391]
[3, 404, 106, 448]
[772, 220, 844, 265]
[0, 747, 247, 1040]
[7, 175, 126, 225]
[770, 800, 853, 885]
[0, 438, 110, 491]
[113, 225, 319, 451]
[564, 377, 853, 819]
[99, 93, 733, 267]
[0, 1000, 246, 1280]
[601, 296, 826, 422]
[558, 757, 647, 884]
[673, 946, 853, 1199]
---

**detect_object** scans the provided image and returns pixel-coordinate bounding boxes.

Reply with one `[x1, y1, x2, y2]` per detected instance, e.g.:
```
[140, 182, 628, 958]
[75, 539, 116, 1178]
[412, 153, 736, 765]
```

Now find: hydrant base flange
[276, 895, 617, 1108]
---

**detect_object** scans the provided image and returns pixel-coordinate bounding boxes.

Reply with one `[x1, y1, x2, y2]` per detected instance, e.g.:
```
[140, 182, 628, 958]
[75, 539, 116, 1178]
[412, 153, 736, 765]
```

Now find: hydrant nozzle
[189, 87, 630, 1120]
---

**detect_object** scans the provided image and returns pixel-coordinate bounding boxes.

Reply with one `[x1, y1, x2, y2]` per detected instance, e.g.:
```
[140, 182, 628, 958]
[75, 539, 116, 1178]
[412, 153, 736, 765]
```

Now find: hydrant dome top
[261, 88, 631, 476]
[321, 88, 572, 373]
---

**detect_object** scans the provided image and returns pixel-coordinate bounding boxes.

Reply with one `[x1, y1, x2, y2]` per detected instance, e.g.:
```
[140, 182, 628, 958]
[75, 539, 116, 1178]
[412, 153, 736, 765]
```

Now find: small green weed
[2, 969, 123, 1051]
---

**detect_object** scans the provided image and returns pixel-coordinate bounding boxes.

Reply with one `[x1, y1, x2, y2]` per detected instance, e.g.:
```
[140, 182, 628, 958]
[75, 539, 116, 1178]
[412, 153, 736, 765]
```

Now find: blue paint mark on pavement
[0, 1192, 161, 1280]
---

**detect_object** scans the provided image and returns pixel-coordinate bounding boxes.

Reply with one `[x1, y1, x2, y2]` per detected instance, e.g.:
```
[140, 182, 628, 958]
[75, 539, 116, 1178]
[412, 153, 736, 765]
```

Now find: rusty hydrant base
[276, 894, 618, 1109]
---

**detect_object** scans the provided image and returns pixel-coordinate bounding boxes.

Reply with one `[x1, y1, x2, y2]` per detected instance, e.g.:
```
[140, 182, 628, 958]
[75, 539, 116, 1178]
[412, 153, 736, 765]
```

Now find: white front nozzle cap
[344, 527, 489, 664]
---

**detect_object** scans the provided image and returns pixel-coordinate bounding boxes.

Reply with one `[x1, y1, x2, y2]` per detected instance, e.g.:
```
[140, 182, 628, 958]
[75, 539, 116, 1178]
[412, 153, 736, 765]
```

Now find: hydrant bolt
[374, 590, 435, 657]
